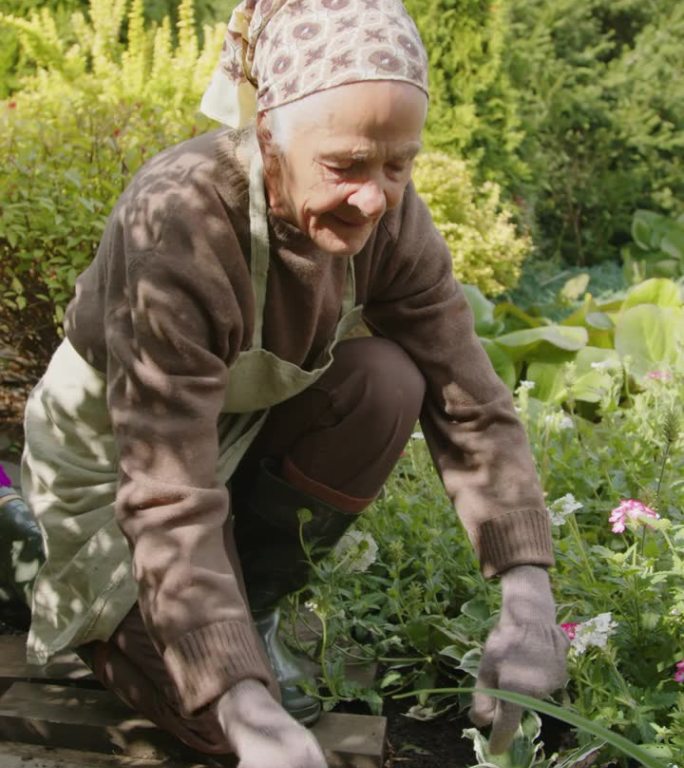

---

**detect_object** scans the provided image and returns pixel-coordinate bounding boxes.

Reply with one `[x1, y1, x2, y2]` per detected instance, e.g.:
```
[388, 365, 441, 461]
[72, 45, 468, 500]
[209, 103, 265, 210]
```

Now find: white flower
[517, 380, 536, 391]
[571, 612, 618, 654]
[304, 599, 320, 614]
[590, 359, 620, 371]
[547, 493, 583, 526]
[544, 411, 575, 431]
[333, 530, 378, 573]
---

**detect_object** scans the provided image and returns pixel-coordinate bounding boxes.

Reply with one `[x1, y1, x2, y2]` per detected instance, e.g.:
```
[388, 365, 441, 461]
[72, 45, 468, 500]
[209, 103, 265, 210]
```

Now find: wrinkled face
[258, 81, 427, 256]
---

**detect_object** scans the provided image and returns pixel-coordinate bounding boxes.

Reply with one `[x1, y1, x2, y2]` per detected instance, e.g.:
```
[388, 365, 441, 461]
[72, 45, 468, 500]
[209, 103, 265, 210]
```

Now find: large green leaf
[526, 347, 621, 404]
[622, 278, 682, 310]
[481, 339, 517, 390]
[526, 361, 564, 403]
[632, 209, 664, 251]
[632, 210, 684, 263]
[462, 284, 500, 336]
[494, 326, 588, 362]
[559, 273, 589, 302]
[615, 305, 684, 378]
[572, 347, 622, 403]
[494, 303, 546, 330]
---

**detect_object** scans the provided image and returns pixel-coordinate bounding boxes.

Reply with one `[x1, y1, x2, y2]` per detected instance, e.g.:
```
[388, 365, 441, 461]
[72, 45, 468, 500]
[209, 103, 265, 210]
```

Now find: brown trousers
[82, 337, 426, 753]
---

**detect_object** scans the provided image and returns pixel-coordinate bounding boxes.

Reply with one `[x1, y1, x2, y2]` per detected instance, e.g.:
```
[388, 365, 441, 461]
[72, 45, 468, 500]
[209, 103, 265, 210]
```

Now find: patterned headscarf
[200, 0, 429, 128]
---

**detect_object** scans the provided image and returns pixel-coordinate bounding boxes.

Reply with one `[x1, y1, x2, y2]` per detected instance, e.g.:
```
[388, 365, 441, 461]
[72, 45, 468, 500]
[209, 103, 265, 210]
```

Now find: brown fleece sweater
[64, 127, 553, 717]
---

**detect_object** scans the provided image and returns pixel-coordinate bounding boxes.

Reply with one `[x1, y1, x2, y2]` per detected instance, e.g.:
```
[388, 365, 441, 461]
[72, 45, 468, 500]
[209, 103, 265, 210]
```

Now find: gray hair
[265, 92, 328, 152]
[264, 84, 428, 152]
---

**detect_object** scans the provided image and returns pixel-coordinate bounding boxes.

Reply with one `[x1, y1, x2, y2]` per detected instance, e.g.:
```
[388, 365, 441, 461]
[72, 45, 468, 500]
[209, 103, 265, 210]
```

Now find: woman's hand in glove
[469, 565, 569, 754]
[217, 678, 327, 768]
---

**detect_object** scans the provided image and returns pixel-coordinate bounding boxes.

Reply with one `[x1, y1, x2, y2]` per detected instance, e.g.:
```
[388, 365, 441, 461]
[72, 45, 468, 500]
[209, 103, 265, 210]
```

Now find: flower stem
[568, 513, 596, 585]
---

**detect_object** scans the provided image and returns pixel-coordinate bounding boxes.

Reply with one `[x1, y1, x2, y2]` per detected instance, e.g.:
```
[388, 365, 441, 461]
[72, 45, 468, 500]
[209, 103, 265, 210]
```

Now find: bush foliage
[0, 0, 235, 96]
[506, 0, 684, 266]
[407, 0, 684, 265]
[413, 152, 530, 295]
[404, 0, 526, 187]
[1, 0, 533, 364]
[0, 0, 223, 359]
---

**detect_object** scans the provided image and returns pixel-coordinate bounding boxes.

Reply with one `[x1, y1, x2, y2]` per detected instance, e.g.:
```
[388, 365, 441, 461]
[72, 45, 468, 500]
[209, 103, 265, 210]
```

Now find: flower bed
[293, 361, 684, 767]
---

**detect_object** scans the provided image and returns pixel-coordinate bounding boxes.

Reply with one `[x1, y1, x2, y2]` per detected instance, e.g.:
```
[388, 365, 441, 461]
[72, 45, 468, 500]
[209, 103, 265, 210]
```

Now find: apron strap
[342, 256, 356, 316]
[248, 150, 270, 350]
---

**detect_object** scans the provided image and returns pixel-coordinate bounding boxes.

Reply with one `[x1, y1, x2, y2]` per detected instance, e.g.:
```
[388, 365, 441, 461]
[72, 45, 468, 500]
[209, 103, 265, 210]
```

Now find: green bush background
[1, 0, 683, 362]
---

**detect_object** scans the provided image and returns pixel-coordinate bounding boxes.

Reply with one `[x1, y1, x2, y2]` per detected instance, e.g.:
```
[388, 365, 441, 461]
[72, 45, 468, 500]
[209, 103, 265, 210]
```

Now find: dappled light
[1, 1, 683, 767]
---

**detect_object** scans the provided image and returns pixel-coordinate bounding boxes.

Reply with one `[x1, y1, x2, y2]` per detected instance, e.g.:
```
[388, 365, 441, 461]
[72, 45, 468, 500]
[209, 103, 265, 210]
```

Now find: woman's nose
[349, 181, 386, 219]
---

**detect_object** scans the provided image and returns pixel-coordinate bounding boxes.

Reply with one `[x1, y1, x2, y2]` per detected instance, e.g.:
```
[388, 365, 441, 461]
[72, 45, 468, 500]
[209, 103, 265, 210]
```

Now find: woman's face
[259, 81, 427, 257]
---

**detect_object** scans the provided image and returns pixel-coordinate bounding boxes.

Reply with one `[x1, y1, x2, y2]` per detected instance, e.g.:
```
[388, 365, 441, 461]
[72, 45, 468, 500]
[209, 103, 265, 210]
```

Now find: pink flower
[0, 464, 12, 488]
[646, 370, 671, 382]
[609, 499, 659, 533]
[674, 661, 684, 683]
[560, 622, 579, 641]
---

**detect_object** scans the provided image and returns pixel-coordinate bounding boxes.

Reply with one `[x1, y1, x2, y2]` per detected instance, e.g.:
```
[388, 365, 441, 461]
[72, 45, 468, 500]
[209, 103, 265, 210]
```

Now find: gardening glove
[470, 565, 569, 754]
[217, 678, 328, 768]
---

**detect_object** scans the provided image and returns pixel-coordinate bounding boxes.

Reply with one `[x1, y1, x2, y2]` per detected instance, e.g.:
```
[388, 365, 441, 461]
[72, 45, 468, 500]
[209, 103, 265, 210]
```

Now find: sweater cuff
[164, 620, 277, 716]
[477, 508, 554, 579]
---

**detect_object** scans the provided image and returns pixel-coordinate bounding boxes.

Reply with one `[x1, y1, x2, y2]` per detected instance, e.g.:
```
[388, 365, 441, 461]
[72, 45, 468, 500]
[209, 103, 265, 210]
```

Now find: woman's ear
[256, 111, 276, 159]
[256, 110, 288, 216]
[256, 111, 281, 175]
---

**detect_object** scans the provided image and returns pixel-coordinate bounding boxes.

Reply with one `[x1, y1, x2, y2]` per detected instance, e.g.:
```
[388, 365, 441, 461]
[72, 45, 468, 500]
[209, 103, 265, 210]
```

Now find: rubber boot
[0, 486, 45, 630]
[253, 606, 321, 726]
[234, 459, 359, 726]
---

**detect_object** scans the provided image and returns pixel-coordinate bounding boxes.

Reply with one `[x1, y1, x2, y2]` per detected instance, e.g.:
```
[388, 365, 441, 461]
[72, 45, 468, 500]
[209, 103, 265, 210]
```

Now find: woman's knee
[331, 337, 426, 429]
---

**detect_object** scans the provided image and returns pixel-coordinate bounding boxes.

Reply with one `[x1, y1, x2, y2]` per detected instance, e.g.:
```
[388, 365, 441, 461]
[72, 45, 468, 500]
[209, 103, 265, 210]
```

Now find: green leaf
[660, 226, 684, 262]
[481, 339, 517, 390]
[461, 597, 490, 622]
[615, 305, 684, 378]
[462, 711, 544, 768]
[397, 687, 668, 768]
[551, 738, 607, 768]
[380, 670, 403, 689]
[494, 302, 546, 329]
[495, 326, 588, 362]
[559, 273, 590, 302]
[585, 312, 613, 330]
[526, 361, 564, 403]
[632, 210, 664, 251]
[623, 278, 681, 310]
[463, 284, 499, 336]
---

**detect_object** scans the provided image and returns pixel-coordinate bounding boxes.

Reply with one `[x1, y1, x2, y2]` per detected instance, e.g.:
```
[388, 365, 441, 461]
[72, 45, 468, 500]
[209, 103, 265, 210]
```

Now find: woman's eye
[324, 163, 353, 174]
[386, 162, 408, 175]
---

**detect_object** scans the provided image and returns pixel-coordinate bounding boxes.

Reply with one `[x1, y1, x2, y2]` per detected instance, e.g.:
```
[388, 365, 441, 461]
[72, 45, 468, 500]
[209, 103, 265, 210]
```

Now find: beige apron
[22, 151, 363, 664]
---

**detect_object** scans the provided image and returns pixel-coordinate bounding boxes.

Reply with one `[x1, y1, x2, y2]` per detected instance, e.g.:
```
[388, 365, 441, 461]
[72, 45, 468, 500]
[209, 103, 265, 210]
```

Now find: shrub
[404, 0, 527, 189]
[0, 0, 223, 362]
[505, 0, 684, 265]
[623, 209, 684, 282]
[0, 0, 235, 97]
[412, 152, 531, 296]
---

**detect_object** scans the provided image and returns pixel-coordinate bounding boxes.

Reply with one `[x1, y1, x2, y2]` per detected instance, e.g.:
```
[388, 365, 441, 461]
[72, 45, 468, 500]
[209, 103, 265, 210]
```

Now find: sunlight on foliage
[413, 152, 531, 295]
[0, 0, 223, 359]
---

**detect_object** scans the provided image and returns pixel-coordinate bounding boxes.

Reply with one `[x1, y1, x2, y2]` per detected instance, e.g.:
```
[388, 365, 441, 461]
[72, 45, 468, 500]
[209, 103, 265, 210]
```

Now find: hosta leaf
[615, 305, 684, 378]
[495, 326, 587, 362]
[622, 278, 681, 310]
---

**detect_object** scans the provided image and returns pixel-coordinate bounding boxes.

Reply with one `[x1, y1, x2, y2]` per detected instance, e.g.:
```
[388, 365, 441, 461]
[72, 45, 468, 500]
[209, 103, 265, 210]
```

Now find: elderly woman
[1, 0, 568, 764]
